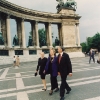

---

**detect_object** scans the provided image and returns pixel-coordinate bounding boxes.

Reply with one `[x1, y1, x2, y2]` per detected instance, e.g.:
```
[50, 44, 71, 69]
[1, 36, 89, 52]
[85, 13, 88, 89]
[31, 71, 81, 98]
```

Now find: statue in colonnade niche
[0, 32, 4, 45]
[13, 35, 19, 46]
[41, 38, 47, 47]
[55, 37, 60, 46]
[28, 36, 33, 46]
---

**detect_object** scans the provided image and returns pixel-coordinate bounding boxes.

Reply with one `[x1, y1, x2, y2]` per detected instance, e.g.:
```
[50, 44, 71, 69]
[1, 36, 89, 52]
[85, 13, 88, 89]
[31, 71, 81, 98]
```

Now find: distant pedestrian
[16, 55, 20, 67]
[13, 56, 16, 67]
[89, 48, 95, 64]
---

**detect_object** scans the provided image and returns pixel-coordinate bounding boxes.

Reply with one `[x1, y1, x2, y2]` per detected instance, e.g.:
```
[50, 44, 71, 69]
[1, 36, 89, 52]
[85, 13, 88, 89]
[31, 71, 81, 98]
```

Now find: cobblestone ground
[0, 57, 100, 100]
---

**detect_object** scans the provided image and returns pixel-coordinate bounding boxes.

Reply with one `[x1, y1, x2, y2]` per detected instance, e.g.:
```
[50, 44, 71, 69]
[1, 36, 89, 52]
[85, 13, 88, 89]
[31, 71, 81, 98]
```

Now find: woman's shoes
[42, 88, 47, 91]
[49, 90, 53, 95]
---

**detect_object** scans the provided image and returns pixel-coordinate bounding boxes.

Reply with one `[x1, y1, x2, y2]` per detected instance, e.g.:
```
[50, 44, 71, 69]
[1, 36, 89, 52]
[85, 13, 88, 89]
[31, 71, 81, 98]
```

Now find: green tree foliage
[38, 28, 46, 47]
[80, 42, 87, 52]
[81, 32, 100, 53]
[29, 28, 46, 47]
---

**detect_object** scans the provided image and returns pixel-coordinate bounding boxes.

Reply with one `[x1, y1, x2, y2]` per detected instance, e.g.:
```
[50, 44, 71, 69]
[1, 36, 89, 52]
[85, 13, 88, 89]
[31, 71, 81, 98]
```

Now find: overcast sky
[7, 0, 100, 44]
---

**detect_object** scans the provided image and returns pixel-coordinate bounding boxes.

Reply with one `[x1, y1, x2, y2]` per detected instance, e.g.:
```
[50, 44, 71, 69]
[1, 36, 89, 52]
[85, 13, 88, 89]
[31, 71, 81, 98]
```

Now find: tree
[81, 32, 100, 53]
[38, 28, 46, 47]
[91, 33, 100, 51]
[80, 42, 87, 52]
[29, 28, 47, 47]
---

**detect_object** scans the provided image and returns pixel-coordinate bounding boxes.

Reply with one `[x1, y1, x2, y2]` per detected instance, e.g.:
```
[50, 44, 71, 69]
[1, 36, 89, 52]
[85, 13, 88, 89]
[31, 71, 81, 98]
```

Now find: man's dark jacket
[57, 52, 72, 76]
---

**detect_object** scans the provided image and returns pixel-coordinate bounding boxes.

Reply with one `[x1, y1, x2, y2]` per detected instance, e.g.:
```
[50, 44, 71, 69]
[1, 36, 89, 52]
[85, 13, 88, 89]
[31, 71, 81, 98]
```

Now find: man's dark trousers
[60, 75, 71, 97]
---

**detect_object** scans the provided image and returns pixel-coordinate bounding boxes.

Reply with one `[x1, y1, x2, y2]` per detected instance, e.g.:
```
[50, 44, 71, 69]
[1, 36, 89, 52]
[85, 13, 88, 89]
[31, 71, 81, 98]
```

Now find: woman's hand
[58, 72, 60, 76]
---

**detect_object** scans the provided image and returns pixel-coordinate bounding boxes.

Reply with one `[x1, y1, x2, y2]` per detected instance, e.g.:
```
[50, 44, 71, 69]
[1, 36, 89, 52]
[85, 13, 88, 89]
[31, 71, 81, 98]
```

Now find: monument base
[0, 45, 5, 48]
[0, 46, 85, 65]
[41, 46, 48, 48]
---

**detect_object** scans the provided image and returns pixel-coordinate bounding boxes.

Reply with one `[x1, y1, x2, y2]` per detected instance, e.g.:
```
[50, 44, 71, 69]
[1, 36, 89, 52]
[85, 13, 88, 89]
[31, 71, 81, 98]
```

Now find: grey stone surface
[0, 57, 100, 100]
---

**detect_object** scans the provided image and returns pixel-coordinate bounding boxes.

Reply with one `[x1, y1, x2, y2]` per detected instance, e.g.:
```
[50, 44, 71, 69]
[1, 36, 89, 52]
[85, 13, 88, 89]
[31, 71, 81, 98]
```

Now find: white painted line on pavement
[0, 88, 16, 93]
[0, 68, 9, 79]
[16, 73, 21, 78]
[16, 78, 25, 90]
[17, 92, 29, 100]
[85, 96, 100, 100]
[0, 76, 100, 98]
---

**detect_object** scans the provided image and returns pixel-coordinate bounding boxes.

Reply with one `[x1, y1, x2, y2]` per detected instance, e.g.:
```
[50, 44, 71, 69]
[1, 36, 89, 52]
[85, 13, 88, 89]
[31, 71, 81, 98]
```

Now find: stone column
[31, 21, 36, 47]
[35, 21, 39, 48]
[58, 23, 63, 46]
[45, 23, 49, 47]
[6, 15, 12, 48]
[16, 19, 22, 47]
[48, 22, 52, 47]
[76, 23, 80, 46]
[1, 15, 7, 46]
[21, 19, 26, 48]
[0, 13, 1, 32]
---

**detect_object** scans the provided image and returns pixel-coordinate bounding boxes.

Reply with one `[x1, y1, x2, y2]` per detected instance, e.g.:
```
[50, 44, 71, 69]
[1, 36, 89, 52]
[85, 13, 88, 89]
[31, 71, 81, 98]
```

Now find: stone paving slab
[0, 57, 100, 100]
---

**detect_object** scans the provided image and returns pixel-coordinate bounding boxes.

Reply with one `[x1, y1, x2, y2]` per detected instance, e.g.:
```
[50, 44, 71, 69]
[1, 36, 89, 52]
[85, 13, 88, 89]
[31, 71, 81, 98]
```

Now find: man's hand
[69, 73, 72, 77]
[58, 72, 60, 76]
[43, 70, 45, 74]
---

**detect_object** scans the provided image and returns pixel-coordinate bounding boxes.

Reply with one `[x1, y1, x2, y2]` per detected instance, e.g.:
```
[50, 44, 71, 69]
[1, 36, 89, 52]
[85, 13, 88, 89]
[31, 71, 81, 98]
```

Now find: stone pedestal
[9, 50, 15, 56]
[37, 49, 42, 55]
[61, 22, 76, 47]
[23, 50, 29, 55]
[28, 46, 34, 48]
[0, 45, 5, 48]
[58, 8, 75, 15]
[41, 46, 48, 48]
[58, 9, 77, 47]
[14, 46, 20, 48]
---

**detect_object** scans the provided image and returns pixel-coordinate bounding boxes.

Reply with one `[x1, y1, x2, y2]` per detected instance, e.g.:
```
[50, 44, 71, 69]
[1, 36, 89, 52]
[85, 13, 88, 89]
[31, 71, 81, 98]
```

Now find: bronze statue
[0, 32, 4, 45]
[28, 36, 33, 46]
[55, 37, 60, 46]
[13, 35, 19, 46]
[56, 0, 77, 11]
[41, 38, 46, 47]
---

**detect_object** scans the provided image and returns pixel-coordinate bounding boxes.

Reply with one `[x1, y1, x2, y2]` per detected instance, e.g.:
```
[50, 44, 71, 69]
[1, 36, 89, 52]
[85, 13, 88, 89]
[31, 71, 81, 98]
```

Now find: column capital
[48, 22, 52, 25]
[35, 21, 38, 24]
[76, 23, 79, 26]
[7, 14, 10, 19]
[21, 18, 25, 22]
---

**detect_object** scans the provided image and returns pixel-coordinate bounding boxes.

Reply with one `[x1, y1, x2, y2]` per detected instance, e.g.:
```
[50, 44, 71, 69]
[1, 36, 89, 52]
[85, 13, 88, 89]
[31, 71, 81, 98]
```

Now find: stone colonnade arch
[0, 0, 84, 64]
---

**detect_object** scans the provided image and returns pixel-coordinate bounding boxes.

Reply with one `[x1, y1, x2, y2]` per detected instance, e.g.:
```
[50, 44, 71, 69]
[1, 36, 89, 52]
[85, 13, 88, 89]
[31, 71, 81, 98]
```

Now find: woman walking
[35, 52, 47, 91]
[16, 55, 20, 67]
[44, 49, 59, 95]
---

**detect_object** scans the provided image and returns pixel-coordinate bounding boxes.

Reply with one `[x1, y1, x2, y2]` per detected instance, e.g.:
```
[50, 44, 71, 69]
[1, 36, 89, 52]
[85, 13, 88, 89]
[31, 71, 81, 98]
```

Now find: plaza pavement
[0, 56, 100, 100]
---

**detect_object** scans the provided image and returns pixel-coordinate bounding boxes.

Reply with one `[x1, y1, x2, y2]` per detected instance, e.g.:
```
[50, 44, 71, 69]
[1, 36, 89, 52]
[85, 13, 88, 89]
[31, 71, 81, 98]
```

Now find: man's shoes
[49, 90, 53, 95]
[54, 88, 59, 92]
[66, 89, 71, 94]
[60, 97, 65, 100]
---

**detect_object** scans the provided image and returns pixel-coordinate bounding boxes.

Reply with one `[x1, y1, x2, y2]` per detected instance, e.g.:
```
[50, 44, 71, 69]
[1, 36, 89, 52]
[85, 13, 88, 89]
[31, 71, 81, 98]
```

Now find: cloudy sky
[7, 0, 100, 44]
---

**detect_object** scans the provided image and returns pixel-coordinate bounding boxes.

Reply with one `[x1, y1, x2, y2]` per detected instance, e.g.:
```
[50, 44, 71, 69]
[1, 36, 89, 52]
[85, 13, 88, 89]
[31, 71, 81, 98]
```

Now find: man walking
[57, 46, 72, 100]
[89, 48, 95, 64]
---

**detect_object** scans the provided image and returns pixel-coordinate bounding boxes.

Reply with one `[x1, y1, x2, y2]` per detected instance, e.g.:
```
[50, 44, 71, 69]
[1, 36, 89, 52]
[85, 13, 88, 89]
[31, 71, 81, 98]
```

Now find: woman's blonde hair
[50, 48, 56, 56]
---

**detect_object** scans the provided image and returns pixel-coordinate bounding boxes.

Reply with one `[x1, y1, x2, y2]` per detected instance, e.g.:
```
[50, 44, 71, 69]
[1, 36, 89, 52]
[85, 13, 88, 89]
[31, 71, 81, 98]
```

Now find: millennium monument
[0, 0, 84, 65]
